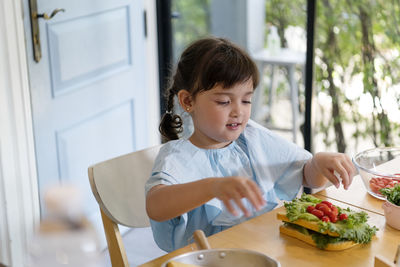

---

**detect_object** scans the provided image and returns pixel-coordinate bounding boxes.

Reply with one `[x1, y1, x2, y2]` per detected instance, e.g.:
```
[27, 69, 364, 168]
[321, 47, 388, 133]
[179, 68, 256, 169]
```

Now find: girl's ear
[177, 90, 193, 112]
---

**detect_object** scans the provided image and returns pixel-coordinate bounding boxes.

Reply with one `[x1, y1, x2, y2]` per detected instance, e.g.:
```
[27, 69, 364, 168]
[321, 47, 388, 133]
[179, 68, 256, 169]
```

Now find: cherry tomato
[321, 201, 333, 209]
[319, 206, 332, 216]
[331, 206, 339, 216]
[306, 205, 315, 213]
[329, 213, 338, 223]
[339, 213, 348, 220]
[369, 176, 398, 195]
[324, 209, 333, 217]
[311, 209, 324, 219]
[321, 216, 330, 222]
[369, 182, 380, 194]
[315, 203, 327, 210]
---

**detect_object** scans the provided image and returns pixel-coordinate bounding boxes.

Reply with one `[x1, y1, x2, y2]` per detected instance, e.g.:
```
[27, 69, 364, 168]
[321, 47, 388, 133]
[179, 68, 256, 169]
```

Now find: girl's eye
[216, 101, 230, 105]
[243, 100, 252, 104]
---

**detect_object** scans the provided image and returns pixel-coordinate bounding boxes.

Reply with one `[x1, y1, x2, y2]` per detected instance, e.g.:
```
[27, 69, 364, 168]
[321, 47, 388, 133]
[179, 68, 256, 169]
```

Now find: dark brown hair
[159, 37, 259, 141]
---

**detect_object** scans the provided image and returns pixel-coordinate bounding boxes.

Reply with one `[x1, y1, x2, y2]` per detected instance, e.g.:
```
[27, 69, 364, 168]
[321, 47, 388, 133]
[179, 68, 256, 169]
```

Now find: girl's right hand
[211, 176, 265, 217]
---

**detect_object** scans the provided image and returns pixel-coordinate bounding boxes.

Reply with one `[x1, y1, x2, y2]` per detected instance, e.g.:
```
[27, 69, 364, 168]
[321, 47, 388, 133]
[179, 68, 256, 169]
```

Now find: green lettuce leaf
[283, 194, 378, 245]
[283, 222, 310, 235]
[380, 184, 400, 206]
[311, 231, 344, 249]
[318, 219, 377, 244]
[283, 194, 321, 222]
[284, 222, 345, 249]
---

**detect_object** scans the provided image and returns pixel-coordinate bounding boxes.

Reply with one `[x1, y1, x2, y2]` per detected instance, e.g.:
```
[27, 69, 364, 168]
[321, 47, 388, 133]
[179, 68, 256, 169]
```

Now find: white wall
[0, 0, 40, 265]
[0, 0, 160, 265]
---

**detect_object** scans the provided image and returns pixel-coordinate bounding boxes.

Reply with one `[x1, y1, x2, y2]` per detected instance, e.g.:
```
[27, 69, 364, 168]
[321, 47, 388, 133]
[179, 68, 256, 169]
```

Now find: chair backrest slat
[88, 145, 162, 228]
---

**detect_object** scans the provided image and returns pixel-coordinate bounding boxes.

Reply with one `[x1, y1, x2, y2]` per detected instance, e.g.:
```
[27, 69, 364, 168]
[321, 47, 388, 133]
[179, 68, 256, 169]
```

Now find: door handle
[37, 8, 65, 20]
[29, 0, 65, 62]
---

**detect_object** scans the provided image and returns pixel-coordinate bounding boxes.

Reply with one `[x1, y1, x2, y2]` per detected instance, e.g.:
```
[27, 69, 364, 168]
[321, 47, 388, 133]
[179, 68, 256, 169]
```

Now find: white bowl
[353, 147, 400, 200]
[382, 200, 400, 230]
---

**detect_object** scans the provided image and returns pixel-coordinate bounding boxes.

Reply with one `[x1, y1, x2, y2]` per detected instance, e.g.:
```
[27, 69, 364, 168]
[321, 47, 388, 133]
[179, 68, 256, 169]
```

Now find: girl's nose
[230, 102, 242, 117]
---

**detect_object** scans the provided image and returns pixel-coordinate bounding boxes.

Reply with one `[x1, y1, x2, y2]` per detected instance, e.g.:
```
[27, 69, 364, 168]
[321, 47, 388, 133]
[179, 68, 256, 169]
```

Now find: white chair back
[88, 144, 162, 267]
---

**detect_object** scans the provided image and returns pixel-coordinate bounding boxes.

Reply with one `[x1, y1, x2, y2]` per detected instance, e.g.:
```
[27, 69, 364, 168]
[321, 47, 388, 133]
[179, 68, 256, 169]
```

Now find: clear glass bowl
[353, 147, 400, 200]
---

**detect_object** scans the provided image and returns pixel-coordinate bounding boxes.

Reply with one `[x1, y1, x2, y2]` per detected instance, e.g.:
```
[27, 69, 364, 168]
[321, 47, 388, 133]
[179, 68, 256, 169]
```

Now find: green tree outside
[171, 0, 400, 152]
[267, 0, 400, 152]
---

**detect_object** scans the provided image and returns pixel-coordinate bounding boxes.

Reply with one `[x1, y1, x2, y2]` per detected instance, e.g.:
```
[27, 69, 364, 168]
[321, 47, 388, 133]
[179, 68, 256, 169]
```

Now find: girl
[145, 37, 356, 252]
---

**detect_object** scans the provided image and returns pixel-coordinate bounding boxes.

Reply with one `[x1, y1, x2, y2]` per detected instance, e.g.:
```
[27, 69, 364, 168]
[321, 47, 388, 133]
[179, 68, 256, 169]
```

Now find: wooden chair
[88, 145, 162, 267]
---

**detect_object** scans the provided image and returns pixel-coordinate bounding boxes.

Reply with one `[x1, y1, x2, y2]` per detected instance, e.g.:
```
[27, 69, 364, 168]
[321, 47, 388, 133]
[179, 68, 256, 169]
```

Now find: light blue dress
[145, 120, 312, 252]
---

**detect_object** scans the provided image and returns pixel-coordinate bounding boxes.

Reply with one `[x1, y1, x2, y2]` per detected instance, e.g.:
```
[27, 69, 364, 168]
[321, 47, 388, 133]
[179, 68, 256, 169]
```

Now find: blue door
[23, 0, 150, 240]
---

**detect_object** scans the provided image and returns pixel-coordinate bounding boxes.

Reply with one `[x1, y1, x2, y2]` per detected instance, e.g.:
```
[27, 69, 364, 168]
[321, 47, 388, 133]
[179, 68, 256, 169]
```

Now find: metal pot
[161, 230, 280, 267]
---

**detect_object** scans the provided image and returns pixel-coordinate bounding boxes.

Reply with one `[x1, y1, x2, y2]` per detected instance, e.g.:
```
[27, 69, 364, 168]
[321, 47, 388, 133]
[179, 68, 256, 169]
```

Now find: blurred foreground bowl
[353, 147, 400, 200]
[382, 199, 400, 230]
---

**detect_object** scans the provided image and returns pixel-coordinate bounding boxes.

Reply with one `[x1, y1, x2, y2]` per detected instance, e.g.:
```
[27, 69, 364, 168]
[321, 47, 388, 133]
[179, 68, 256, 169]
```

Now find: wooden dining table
[139, 183, 400, 267]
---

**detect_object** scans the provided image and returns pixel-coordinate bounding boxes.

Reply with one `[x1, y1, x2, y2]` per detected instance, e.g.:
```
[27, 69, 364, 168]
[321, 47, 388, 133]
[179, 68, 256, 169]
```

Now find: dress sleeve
[144, 143, 181, 195]
[243, 120, 312, 201]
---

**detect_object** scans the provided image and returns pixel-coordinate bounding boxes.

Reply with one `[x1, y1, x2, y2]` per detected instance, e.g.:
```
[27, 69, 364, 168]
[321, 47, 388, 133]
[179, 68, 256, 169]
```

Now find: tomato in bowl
[369, 177, 400, 196]
[353, 147, 400, 200]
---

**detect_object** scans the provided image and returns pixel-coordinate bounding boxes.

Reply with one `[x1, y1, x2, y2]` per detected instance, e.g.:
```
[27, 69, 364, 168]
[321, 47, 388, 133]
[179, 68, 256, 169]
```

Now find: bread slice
[277, 212, 340, 237]
[279, 225, 358, 251]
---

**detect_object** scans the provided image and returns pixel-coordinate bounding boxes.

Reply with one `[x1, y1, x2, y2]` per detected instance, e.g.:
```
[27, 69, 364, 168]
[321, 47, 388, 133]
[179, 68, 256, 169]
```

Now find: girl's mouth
[226, 123, 241, 129]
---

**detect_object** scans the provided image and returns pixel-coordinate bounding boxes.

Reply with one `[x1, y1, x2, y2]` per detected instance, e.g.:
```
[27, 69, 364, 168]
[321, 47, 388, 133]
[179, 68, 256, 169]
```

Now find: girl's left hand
[311, 152, 357, 190]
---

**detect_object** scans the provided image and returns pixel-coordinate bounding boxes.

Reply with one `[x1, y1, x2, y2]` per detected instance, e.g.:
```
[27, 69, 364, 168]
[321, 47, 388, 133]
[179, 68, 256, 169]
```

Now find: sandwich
[277, 194, 378, 250]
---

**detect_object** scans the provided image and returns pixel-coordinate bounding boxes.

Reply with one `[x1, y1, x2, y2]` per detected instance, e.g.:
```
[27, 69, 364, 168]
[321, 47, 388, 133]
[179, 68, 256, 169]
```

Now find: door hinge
[143, 10, 147, 38]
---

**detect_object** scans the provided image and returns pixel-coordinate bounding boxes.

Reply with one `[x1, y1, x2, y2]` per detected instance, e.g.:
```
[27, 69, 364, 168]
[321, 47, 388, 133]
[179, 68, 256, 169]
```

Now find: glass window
[260, 0, 307, 145]
[313, 0, 400, 155]
[171, 0, 211, 63]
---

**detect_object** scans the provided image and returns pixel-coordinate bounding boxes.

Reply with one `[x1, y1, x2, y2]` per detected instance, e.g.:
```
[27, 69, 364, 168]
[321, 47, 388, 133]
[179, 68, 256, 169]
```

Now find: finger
[340, 157, 353, 173]
[333, 170, 343, 185]
[233, 196, 251, 217]
[229, 189, 251, 217]
[246, 181, 265, 210]
[341, 159, 356, 186]
[323, 169, 340, 188]
[238, 184, 260, 212]
[222, 198, 238, 216]
[340, 155, 355, 173]
[349, 161, 357, 177]
[338, 160, 352, 189]
[336, 165, 350, 189]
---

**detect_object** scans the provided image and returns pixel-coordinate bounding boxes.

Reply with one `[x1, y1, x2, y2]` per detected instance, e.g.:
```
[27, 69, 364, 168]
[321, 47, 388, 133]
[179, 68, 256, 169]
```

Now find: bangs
[195, 43, 259, 92]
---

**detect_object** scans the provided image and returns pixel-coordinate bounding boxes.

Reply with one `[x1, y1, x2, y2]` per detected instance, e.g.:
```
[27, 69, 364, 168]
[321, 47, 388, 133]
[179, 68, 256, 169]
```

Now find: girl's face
[188, 79, 254, 149]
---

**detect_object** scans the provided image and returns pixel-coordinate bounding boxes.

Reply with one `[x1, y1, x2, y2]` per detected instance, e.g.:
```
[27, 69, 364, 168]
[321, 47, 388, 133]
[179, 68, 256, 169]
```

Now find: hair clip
[165, 110, 172, 114]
